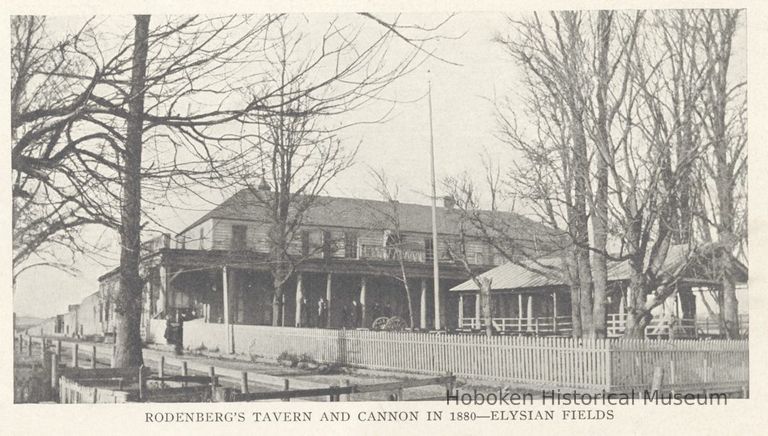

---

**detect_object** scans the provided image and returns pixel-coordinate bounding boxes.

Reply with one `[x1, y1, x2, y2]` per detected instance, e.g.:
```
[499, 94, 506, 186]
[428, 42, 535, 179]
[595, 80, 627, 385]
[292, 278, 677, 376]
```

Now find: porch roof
[450, 244, 748, 292]
[97, 248, 477, 282]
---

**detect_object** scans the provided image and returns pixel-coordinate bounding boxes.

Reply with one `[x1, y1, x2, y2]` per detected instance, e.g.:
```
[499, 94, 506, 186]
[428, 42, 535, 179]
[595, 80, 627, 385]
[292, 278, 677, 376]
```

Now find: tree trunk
[591, 10, 611, 339]
[564, 250, 582, 338]
[568, 97, 594, 339]
[399, 261, 416, 329]
[113, 15, 150, 368]
[576, 249, 594, 338]
[480, 278, 492, 337]
[623, 264, 650, 339]
[709, 11, 741, 340]
[722, 268, 739, 338]
[272, 278, 284, 327]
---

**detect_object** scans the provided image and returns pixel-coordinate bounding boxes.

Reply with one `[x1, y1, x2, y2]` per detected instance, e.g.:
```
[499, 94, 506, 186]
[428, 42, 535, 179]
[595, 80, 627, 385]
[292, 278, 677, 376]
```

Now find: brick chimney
[442, 195, 455, 209]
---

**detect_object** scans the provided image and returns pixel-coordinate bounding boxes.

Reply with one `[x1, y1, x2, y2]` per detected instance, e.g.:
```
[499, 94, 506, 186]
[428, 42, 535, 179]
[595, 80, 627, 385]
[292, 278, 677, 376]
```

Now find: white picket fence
[184, 321, 748, 392]
[59, 376, 130, 403]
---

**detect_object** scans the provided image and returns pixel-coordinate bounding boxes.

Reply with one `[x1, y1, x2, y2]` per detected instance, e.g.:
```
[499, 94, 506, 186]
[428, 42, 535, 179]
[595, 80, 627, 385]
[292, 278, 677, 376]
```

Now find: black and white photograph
[5, 0, 761, 433]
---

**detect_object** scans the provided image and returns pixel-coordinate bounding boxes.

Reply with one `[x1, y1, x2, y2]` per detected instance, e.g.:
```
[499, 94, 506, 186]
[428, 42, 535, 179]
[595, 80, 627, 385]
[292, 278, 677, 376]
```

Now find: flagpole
[428, 79, 441, 330]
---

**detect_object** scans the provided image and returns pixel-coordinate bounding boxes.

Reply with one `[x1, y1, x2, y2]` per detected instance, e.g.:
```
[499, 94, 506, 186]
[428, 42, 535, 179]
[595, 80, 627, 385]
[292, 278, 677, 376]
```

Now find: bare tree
[220, 15, 451, 326]
[695, 10, 746, 338]
[494, 10, 735, 338]
[495, 11, 601, 338]
[441, 176, 495, 337]
[11, 16, 115, 287]
[12, 13, 453, 364]
[12, 14, 285, 366]
[369, 169, 417, 329]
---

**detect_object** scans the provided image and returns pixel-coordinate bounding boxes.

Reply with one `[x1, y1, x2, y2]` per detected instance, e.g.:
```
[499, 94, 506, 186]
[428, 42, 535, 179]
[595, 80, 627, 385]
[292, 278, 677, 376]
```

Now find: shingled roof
[450, 243, 749, 292]
[179, 188, 564, 244]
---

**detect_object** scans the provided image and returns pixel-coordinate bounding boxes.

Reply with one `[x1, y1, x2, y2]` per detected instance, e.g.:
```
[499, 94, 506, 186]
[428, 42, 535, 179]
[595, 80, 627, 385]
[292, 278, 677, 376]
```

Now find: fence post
[41, 338, 48, 361]
[283, 379, 290, 402]
[240, 372, 249, 394]
[703, 358, 709, 384]
[72, 343, 79, 368]
[181, 361, 188, 387]
[604, 340, 612, 390]
[651, 366, 664, 394]
[344, 379, 351, 402]
[51, 352, 60, 391]
[209, 367, 217, 399]
[138, 365, 146, 402]
[159, 356, 165, 378]
[669, 360, 676, 394]
[91, 345, 97, 369]
[445, 371, 455, 394]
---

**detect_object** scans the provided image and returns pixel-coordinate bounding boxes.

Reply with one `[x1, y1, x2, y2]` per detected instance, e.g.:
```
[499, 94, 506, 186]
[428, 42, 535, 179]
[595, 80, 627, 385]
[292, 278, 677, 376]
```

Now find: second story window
[322, 230, 332, 259]
[301, 230, 310, 257]
[344, 232, 358, 258]
[424, 238, 434, 262]
[231, 225, 247, 251]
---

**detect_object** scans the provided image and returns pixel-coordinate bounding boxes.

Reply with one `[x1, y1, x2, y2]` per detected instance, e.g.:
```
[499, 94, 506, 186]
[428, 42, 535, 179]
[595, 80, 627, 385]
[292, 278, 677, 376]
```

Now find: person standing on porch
[351, 300, 360, 328]
[341, 304, 349, 328]
[318, 297, 328, 328]
[299, 296, 309, 327]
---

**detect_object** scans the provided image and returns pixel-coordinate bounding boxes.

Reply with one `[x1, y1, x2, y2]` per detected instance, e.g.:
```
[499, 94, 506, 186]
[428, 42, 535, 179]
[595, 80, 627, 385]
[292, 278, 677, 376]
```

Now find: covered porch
[140, 247, 467, 352]
[450, 245, 748, 338]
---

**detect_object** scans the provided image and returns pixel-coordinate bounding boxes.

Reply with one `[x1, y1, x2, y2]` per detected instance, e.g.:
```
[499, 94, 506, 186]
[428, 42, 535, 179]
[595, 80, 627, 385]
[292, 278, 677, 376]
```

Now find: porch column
[326, 273, 333, 328]
[360, 276, 368, 328]
[222, 266, 233, 354]
[475, 294, 481, 328]
[158, 265, 168, 317]
[458, 294, 464, 328]
[552, 291, 558, 333]
[526, 295, 534, 332]
[619, 290, 626, 323]
[295, 273, 304, 327]
[420, 279, 428, 329]
[517, 294, 523, 331]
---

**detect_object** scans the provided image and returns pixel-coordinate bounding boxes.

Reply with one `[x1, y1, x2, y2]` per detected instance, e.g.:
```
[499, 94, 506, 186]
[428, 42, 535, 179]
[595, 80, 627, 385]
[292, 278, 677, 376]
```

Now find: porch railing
[358, 244, 426, 263]
[695, 314, 749, 337]
[459, 316, 573, 335]
[606, 314, 697, 338]
[140, 233, 170, 254]
[459, 313, 748, 338]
